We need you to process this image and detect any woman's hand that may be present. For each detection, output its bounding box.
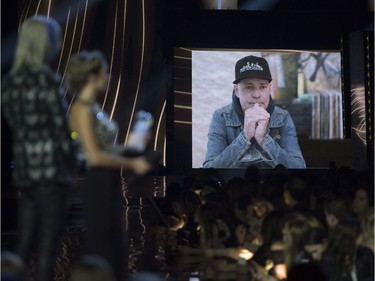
[129,156,152,175]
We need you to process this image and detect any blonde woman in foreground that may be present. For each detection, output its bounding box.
[1,16,76,281]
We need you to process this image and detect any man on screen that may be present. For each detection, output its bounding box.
[202,55,306,168]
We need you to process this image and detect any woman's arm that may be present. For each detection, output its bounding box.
[70,103,150,174]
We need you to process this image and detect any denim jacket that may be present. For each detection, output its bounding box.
[202,103,306,169]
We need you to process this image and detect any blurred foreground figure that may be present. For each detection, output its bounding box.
[65,50,152,280]
[70,255,116,281]
[1,16,76,281]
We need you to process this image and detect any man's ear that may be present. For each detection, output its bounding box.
[234,84,240,98]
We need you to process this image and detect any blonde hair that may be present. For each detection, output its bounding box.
[65,50,107,93]
[11,15,61,73]
[283,212,321,269]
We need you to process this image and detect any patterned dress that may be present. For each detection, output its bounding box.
[1,66,75,187]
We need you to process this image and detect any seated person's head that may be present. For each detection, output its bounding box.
[244,164,261,185]
[282,212,321,269]
[246,183,274,221]
[352,186,373,218]
[282,213,311,249]
[232,196,252,224]
[324,198,350,228]
[283,176,308,207]
[198,201,235,248]
[182,191,201,214]
[325,216,362,272]
[171,191,201,217]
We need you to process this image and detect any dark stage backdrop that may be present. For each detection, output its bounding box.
[1,0,373,176]
[1,0,168,172]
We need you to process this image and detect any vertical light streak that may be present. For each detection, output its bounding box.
[125,204,129,231]
[122,176,129,230]
[57,8,71,75]
[154,100,166,150]
[113,131,119,147]
[163,136,166,166]
[118,0,127,178]
[19,0,32,31]
[66,91,77,115]
[138,197,146,234]
[77,0,89,51]
[61,4,80,83]
[110,74,122,120]
[18,3,26,31]
[114,0,129,154]
[109,0,128,121]
[124,0,145,146]
[35,0,42,16]
[122,0,128,55]
[47,0,52,18]
[102,0,119,112]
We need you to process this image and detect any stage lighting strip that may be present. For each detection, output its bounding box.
[154,102,167,146]
[61,4,81,84]
[154,101,166,151]
[107,1,121,120]
[68,0,90,113]
[63,5,82,114]
[102,0,119,114]
[35,0,42,16]
[77,0,89,54]
[57,9,71,78]
[153,101,166,166]
[19,0,33,31]
[124,0,146,148]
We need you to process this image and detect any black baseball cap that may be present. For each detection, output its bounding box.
[233,55,272,84]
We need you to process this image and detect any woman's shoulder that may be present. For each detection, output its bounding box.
[70,102,101,122]
[71,101,92,114]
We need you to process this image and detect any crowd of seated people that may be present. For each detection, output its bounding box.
[1,164,373,281]
[154,165,374,281]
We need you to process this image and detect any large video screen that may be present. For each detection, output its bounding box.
[172,48,344,169]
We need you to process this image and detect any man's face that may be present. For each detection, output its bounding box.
[234,77,271,111]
